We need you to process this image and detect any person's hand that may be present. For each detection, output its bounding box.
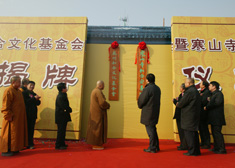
[173,98,177,105]
[35,95,41,100]
[207,97,210,101]
[204,107,207,111]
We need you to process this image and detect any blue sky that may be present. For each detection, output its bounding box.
[0,0,234,26]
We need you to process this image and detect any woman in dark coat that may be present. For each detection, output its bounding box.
[173,83,187,150]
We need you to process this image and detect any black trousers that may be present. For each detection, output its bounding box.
[199,120,211,146]
[27,118,36,147]
[211,125,226,151]
[56,122,67,148]
[176,119,187,148]
[145,125,159,151]
[184,130,201,155]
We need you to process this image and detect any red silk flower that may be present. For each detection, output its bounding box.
[111,41,119,49]
[138,41,146,50]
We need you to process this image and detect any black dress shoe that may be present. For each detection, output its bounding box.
[209,148,217,152]
[201,145,210,149]
[12,151,19,154]
[143,149,156,153]
[55,146,67,150]
[62,144,68,147]
[156,147,160,151]
[214,150,227,154]
[183,152,200,156]
[1,152,14,157]
[177,147,188,151]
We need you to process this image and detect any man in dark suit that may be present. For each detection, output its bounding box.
[138,73,161,153]
[199,81,211,149]
[55,83,72,150]
[204,81,226,154]
[177,78,201,156]
[173,83,187,150]
[23,81,41,149]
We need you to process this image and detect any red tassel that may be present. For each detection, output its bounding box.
[147,48,150,64]
[119,61,121,72]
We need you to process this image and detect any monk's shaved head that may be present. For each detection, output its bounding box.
[11,76,21,84]
[11,76,21,89]
[97,80,105,90]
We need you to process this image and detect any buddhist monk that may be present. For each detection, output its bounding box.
[86,80,110,150]
[0,76,28,156]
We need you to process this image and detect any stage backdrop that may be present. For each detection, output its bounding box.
[171,16,235,143]
[0,17,88,140]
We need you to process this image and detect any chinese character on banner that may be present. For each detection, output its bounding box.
[55,38,69,50]
[24,37,37,50]
[108,41,120,101]
[41,64,78,89]
[0,61,30,87]
[8,37,22,50]
[135,41,150,99]
[182,65,212,89]
[174,38,189,51]
[208,38,222,52]
[191,38,206,52]
[225,38,235,52]
[39,37,53,50]
[0,37,6,49]
[71,37,84,51]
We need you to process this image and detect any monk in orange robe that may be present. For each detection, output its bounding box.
[0,76,28,156]
[86,81,110,150]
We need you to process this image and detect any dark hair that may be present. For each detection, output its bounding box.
[146,73,155,83]
[21,78,29,85]
[210,81,220,90]
[202,81,209,89]
[181,83,186,90]
[28,81,35,85]
[57,83,66,92]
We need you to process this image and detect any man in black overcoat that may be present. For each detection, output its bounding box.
[204,81,226,154]
[173,83,187,150]
[138,73,161,153]
[55,83,72,150]
[23,81,41,149]
[199,81,211,149]
[177,78,201,156]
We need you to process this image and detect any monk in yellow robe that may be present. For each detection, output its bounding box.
[86,81,110,150]
[0,76,28,156]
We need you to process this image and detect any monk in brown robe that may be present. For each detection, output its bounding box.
[86,80,110,150]
[0,76,28,156]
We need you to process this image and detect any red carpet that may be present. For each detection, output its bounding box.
[0,139,235,168]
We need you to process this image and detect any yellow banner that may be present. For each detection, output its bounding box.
[171,16,235,143]
[0,17,88,140]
